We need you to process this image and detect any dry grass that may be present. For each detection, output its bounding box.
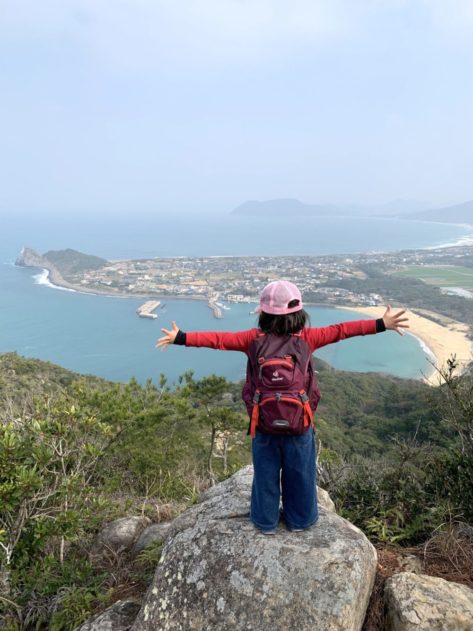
[420,522,473,588]
[362,522,473,630]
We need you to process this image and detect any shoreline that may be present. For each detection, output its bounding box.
[30,266,209,302]
[336,305,473,385]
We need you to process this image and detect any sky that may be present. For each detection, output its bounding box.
[1,0,473,215]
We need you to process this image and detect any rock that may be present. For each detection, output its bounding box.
[318,486,336,512]
[75,599,141,631]
[131,466,376,631]
[385,572,473,630]
[132,523,171,558]
[92,516,151,556]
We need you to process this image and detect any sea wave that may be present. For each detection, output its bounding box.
[423,228,473,250]
[32,268,77,293]
[407,331,437,364]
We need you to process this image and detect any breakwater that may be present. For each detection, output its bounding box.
[136,301,161,319]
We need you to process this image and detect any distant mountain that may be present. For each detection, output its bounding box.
[369,198,436,215]
[404,200,473,225]
[231,198,435,217]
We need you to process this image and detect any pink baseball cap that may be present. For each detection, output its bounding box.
[257,280,303,315]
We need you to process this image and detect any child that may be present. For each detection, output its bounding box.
[156,280,409,534]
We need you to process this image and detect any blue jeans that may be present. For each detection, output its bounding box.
[250,427,318,531]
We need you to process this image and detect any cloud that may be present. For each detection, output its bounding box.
[2,0,472,73]
[0,0,359,70]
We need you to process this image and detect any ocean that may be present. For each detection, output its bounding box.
[1,211,471,385]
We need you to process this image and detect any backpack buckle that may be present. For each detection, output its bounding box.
[299,391,309,403]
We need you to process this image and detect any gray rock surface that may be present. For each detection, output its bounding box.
[132,523,171,558]
[385,572,473,631]
[75,599,141,631]
[92,516,151,556]
[131,465,376,631]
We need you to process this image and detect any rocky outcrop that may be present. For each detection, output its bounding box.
[385,572,473,630]
[15,247,75,289]
[131,465,377,631]
[75,599,141,631]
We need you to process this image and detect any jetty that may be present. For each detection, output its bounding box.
[136,300,161,319]
[208,293,223,319]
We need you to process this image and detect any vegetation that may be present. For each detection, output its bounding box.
[393,265,473,290]
[43,249,108,277]
[323,357,473,545]
[318,263,473,325]
[1,351,472,629]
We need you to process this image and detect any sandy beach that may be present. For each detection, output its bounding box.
[337,305,473,385]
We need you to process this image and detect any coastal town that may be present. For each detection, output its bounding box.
[53,244,473,315]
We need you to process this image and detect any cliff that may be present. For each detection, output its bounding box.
[15,246,76,289]
[15,246,108,290]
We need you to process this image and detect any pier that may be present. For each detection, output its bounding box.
[136,300,161,319]
[208,293,223,319]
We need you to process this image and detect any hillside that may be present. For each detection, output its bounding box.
[1,352,472,629]
[43,248,109,276]
[0,351,446,457]
[15,247,109,282]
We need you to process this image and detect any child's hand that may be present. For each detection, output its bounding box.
[382,305,409,336]
[156,321,179,351]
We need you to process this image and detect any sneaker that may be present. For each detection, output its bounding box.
[289,528,304,532]
[260,529,277,535]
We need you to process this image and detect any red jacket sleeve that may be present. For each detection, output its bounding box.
[302,319,378,352]
[185,328,259,353]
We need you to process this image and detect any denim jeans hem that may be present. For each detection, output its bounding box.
[250,516,279,531]
[285,515,319,531]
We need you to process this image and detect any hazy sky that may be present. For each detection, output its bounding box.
[1,0,473,214]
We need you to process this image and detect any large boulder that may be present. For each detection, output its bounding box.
[385,572,473,630]
[75,599,141,631]
[131,465,376,631]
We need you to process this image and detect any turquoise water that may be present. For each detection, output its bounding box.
[1,211,470,384]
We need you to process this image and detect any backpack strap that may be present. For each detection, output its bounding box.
[299,390,314,428]
[250,389,261,438]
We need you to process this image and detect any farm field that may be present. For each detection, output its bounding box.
[393,265,473,289]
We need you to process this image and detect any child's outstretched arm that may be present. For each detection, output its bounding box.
[303,305,409,351]
[156,321,258,353]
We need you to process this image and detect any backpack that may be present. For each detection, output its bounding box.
[242,332,321,438]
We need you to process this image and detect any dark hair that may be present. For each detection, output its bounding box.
[258,300,310,336]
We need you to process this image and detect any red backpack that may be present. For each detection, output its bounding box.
[242,332,321,438]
